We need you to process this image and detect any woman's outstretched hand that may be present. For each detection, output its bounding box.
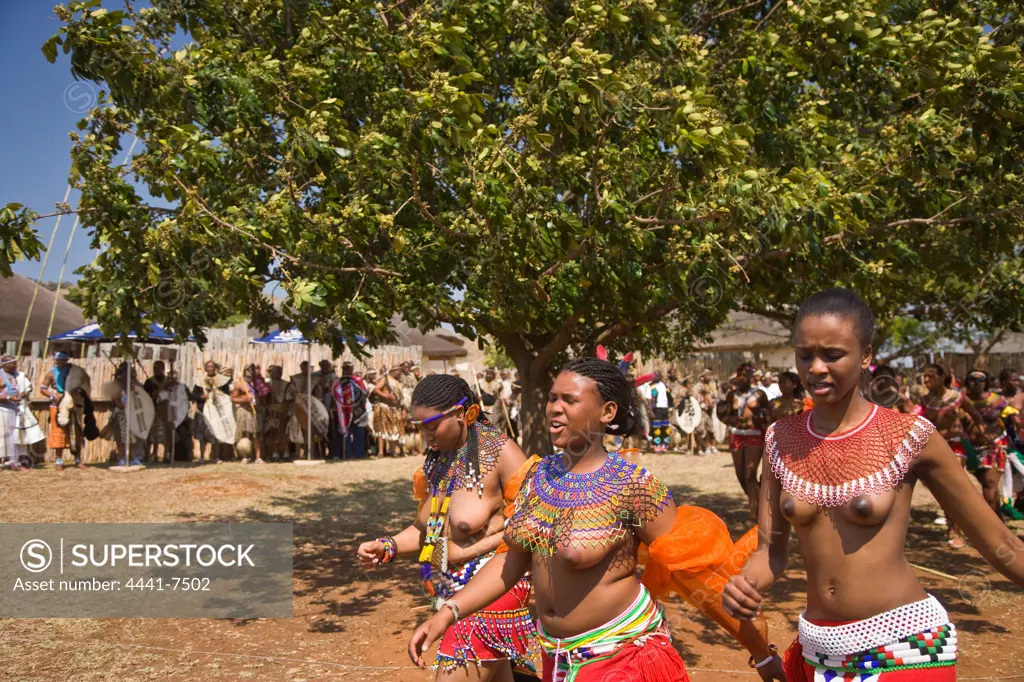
[356,540,385,569]
[408,610,454,668]
[722,574,763,620]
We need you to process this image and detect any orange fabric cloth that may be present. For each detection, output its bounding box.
[47,405,71,449]
[503,455,542,516]
[641,506,768,646]
[497,455,541,553]
[413,467,428,514]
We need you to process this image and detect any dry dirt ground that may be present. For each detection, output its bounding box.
[1,452,1022,682]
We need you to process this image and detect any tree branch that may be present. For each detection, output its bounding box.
[539,242,586,280]
[23,205,177,221]
[877,341,931,364]
[981,327,1008,357]
[595,301,679,345]
[631,211,727,227]
[171,176,402,279]
[737,210,1019,268]
[634,184,676,206]
[738,305,796,324]
[533,317,579,370]
[692,0,764,33]
[24,208,96,220]
[755,0,786,31]
[410,158,472,239]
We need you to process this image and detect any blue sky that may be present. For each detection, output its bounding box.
[1,3,120,283]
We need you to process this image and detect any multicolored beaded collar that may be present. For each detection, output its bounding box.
[504,451,671,556]
[419,422,506,597]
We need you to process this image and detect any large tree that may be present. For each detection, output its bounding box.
[4,0,1023,453]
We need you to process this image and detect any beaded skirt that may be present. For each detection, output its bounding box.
[783,595,957,681]
[434,551,538,674]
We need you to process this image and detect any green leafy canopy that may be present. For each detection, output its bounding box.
[3,0,1023,449]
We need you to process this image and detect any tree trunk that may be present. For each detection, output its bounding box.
[500,336,556,457]
[517,364,554,457]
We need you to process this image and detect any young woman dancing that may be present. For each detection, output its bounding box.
[357,375,537,680]
[917,363,978,547]
[409,357,781,682]
[962,369,1020,517]
[723,288,1024,681]
[718,364,773,519]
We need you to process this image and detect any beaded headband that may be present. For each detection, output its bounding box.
[410,397,468,425]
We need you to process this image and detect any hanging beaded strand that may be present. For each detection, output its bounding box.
[419,421,506,597]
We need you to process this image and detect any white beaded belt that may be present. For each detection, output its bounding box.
[798,595,950,657]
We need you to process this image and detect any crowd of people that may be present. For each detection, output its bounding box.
[4,290,1024,679]
[355,288,1024,682]
[0,353,526,469]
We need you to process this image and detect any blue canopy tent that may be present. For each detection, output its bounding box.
[49,322,188,466]
[47,322,184,344]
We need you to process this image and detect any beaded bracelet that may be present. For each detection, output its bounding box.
[442,599,461,623]
[377,536,398,565]
[749,644,778,669]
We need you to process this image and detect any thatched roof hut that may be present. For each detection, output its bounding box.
[0,274,87,344]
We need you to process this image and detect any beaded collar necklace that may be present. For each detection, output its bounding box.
[504,451,671,556]
[768,406,934,508]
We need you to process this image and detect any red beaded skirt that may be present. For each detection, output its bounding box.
[436,578,537,674]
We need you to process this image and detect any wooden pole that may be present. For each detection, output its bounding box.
[18,185,72,354]
[40,215,80,362]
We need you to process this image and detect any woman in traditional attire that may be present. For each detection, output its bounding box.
[357,375,538,680]
[916,363,977,547]
[962,369,1017,516]
[409,357,781,682]
[718,363,773,520]
[231,364,270,463]
[1,355,45,470]
[40,351,88,470]
[723,288,1024,682]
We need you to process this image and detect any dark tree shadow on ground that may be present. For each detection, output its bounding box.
[173,477,426,634]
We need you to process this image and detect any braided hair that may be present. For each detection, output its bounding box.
[411,374,485,479]
[561,357,644,437]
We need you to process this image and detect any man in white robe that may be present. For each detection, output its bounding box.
[1,355,45,469]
